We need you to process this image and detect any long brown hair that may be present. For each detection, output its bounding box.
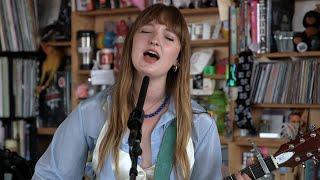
[97,4,192,179]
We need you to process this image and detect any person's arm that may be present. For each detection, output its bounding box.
[32,102,89,180]
[190,114,222,180]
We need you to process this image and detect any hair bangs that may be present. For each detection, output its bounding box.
[137,5,184,41]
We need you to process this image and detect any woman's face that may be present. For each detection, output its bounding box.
[131,21,181,79]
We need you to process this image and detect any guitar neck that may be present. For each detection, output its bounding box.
[224,156,278,180]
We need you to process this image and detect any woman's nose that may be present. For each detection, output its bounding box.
[150,33,160,46]
[150,40,159,46]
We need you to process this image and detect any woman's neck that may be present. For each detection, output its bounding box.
[134,76,167,110]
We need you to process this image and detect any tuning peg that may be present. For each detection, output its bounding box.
[309,124,316,131]
[312,156,319,165]
[307,152,313,158]
[310,132,316,138]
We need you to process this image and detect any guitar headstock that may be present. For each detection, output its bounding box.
[273,127,320,168]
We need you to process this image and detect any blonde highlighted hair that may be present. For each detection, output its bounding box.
[97,4,192,179]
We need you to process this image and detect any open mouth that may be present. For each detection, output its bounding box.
[143,50,160,60]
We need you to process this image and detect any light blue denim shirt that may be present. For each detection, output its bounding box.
[32,89,222,180]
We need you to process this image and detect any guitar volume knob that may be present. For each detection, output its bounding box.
[295,156,301,162]
[299,138,305,143]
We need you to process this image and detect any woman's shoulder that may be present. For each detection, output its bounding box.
[76,88,113,142]
[190,99,212,125]
[190,100,218,143]
[79,87,112,110]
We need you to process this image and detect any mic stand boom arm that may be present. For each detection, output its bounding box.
[127,76,149,180]
[127,109,144,180]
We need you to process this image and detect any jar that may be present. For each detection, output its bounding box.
[77,30,95,70]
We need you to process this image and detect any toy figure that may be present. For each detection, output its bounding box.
[36,44,63,96]
[293,10,320,52]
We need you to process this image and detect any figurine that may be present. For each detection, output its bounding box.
[293,10,320,52]
[36,44,63,96]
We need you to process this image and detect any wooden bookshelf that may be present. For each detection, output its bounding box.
[180,7,219,15]
[256,51,320,58]
[234,136,286,148]
[76,7,219,17]
[219,135,229,145]
[190,39,228,47]
[78,70,90,75]
[76,7,141,16]
[253,104,320,109]
[37,127,57,135]
[43,41,71,47]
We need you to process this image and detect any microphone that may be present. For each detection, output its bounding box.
[127,76,149,180]
[136,76,149,111]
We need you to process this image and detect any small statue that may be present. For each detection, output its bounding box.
[36,44,63,96]
[293,10,320,52]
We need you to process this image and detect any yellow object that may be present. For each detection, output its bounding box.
[36,43,63,96]
[96,32,105,49]
[221,28,229,40]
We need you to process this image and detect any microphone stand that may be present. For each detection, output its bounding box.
[127,76,149,180]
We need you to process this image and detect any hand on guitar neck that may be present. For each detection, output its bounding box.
[224,126,320,180]
[235,173,252,180]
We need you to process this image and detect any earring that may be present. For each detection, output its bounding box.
[172,65,178,72]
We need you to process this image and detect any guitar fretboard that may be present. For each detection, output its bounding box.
[224,157,277,180]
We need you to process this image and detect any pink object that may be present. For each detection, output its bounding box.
[76,83,89,99]
[260,146,269,157]
[129,0,145,10]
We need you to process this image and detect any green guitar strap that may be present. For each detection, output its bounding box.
[154,119,177,180]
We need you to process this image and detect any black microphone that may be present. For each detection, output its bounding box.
[127,76,149,180]
[136,76,149,111]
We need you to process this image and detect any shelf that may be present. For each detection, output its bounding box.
[43,41,71,47]
[219,135,229,145]
[37,127,57,135]
[0,117,36,123]
[180,7,219,16]
[78,70,90,75]
[76,7,218,17]
[0,51,40,58]
[252,104,320,109]
[190,39,228,47]
[76,7,140,16]
[256,51,320,58]
[234,136,286,148]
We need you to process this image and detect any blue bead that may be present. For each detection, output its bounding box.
[144,95,170,119]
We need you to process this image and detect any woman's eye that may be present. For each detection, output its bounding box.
[165,36,174,41]
[141,30,150,33]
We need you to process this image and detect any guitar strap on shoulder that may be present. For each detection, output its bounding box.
[154,119,177,180]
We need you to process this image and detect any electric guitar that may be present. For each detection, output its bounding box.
[224,127,320,180]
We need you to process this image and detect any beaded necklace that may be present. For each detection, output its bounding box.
[144,95,170,119]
